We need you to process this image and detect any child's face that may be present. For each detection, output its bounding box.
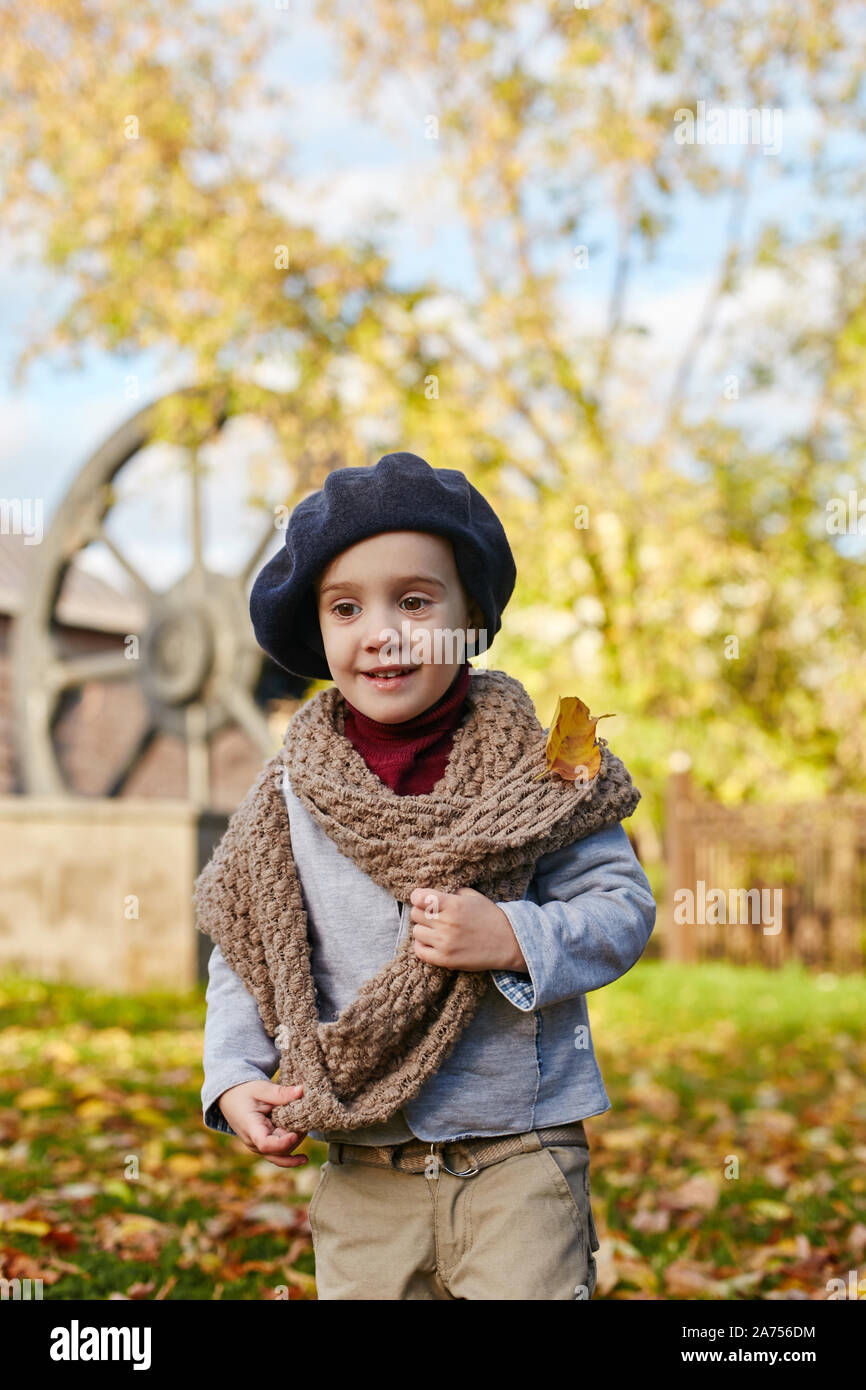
[314,530,483,722]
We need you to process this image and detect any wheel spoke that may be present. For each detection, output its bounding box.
[20,686,66,794]
[222,683,277,756]
[186,702,211,806]
[104,720,158,797]
[97,528,156,600]
[45,649,138,691]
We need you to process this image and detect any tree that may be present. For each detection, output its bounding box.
[0,0,500,482]
[3,0,866,832]
[307,0,866,822]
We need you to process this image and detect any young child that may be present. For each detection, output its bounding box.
[196,450,656,1301]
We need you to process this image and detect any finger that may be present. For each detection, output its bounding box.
[409,904,431,925]
[251,1082,304,1104]
[243,1134,309,1168]
[246,1112,279,1146]
[409,887,452,917]
[412,938,445,965]
[248,1112,301,1149]
[259,1129,308,1153]
[260,1152,310,1169]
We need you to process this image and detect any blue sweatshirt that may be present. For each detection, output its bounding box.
[201,763,656,1146]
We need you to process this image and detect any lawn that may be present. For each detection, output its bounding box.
[1,961,864,1300]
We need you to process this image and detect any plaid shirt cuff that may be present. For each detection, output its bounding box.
[490,968,536,1011]
[203,1098,237,1136]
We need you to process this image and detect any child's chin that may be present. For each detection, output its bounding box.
[355,670,430,713]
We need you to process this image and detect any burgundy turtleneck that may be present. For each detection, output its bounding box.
[343,661,473,795]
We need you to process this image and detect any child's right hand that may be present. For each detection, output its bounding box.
[217,1081,309,1168]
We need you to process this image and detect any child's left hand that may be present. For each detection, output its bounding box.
[408,886,528,972]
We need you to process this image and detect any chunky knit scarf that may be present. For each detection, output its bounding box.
[193,668,641,1134]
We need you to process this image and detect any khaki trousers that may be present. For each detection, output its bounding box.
[308,1127,600,1300]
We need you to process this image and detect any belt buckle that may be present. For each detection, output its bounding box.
[431,1139,480,1178]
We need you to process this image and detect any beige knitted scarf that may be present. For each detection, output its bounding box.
[193,668,641,1134]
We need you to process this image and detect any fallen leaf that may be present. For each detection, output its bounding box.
[76,1099,115,1123]
[747,1235,810,1271]
[130,1106,168,1127]
[632,1208,671,1234]
[596,1125,654,1150]
[659,1174,720,1212]
[763,1162,791,1189]
[664,1259,727,1296]
[54,1182,101,1201]
[534,696,615,783]
[96,1214,176,1261]
[749,1199,794,1223]
[0,1247,63,1283]
[846,1223,866,1260]
[41,1041,80,1066]
[166,1154,202,1177]
[17,1088,59,1109]
[2,1218,52,1236]
[242,1200,298,1228]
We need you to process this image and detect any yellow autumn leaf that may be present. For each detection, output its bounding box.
[166,1153,203,1177]
[748,1199,794,1223]
[102,1214,174,1253]
[102,1179,137,1204]
[41,1040,79,1066]
[72,1077,104,1099]
[533,696,615,783]
[17,1087,59,1109]
[131,1106,169,1127]
[3,1218,52,1236]
[196,1251,224,1274]
[76,1098,115,1123]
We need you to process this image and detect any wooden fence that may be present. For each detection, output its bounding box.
[662,769,866,972]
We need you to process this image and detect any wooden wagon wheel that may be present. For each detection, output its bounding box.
[10,384,303,804]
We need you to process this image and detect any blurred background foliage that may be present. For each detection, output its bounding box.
[2,0,865,848]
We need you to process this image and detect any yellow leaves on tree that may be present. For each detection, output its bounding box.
[533,696,615,784]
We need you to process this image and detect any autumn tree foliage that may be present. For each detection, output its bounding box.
[2,0,866,822]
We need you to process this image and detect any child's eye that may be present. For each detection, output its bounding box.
[329,596,430,618]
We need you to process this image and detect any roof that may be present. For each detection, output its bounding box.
[0,531,147,634]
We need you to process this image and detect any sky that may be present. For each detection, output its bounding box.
[0,0,859,592]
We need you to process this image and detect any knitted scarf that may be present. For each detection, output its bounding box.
[193,668,641,1134]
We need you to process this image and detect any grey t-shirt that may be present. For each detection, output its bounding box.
[201,767,420,1144]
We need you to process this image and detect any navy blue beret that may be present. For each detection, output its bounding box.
[249,451,516,680]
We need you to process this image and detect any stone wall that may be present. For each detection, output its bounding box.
[0,796,202,991]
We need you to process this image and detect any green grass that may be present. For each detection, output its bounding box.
[1,961,864,1300]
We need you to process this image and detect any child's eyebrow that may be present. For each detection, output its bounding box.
[319,574,447,597]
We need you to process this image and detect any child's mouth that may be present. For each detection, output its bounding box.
[360,666,418,690]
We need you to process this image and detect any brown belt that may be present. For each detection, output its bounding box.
[327,1120,588,1177]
